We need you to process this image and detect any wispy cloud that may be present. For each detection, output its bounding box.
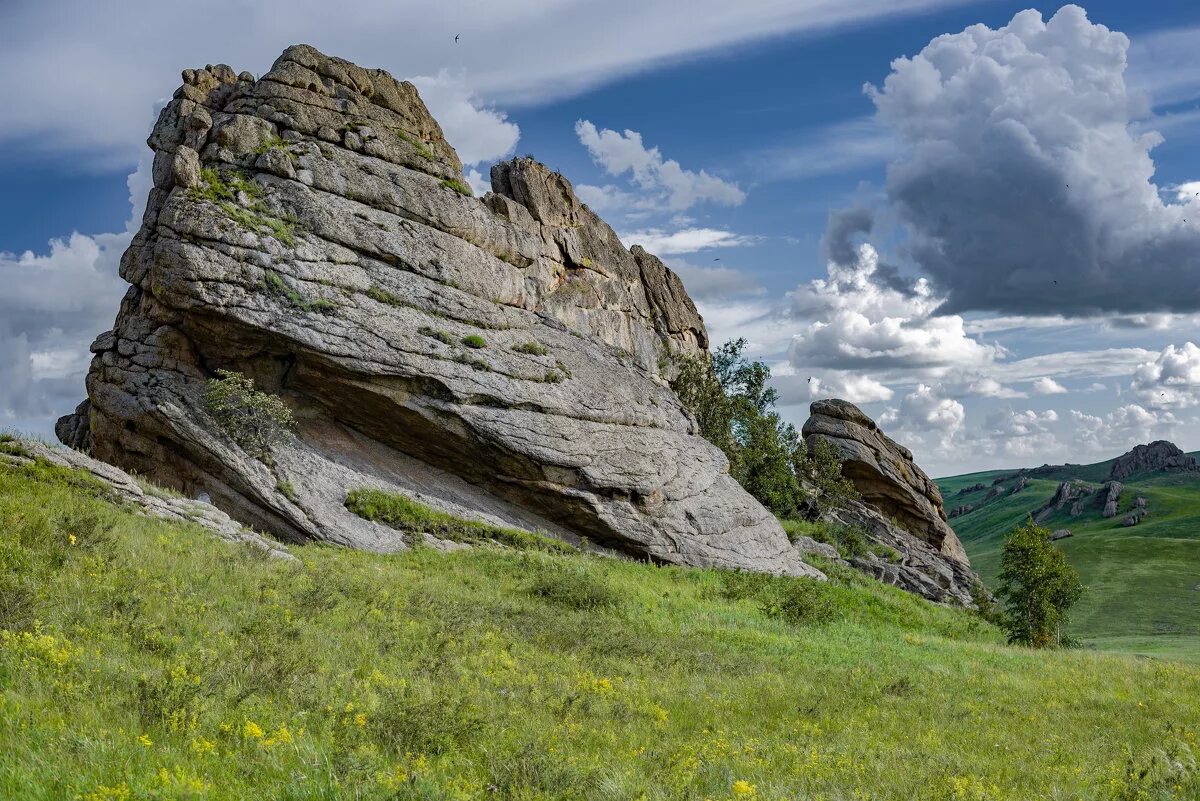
[753,116,895,181]
[620,227,756,254]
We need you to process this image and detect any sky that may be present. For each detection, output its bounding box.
[3,1,1200,477]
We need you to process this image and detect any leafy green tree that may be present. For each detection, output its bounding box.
[671,339,857,518]
[995,518,1084,647]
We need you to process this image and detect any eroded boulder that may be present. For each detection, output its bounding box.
[802,399,968,564]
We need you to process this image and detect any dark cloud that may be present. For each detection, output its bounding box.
[869,5,1200,316]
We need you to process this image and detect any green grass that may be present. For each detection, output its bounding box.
[460,335,486,349]
[191,167,297,247]
[512,342,549,356]
[344,488,571,554]
[440,178,472,197]
[940,466,1200,662]
[3,460,1200,799]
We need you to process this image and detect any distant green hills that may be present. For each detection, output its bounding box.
[938,447,1200,662]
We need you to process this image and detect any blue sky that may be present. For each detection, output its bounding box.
[3,1,1200,476]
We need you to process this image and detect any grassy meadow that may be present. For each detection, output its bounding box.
[2,454,1199,800]
[939,459,1200,663]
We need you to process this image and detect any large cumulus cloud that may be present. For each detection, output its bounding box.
[867,4,1200,315]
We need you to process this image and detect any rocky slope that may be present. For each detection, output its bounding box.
[56,45,821,577]
[2,437,291,560]
[801,400,980,606]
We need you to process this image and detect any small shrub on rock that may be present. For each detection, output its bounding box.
[461,334,487,349]
[203,370,295,461]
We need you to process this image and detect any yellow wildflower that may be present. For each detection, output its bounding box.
[243,720,264,739]
[137,733,153,747]
[69,534,77,545]
[732,780,756,797]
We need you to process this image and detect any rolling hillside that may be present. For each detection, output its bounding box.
[939,449,1200,661]
[3,444,1200,799]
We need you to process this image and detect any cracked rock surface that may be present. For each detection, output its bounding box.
[57,45,821,578]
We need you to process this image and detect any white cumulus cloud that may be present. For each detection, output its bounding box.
[867,5,1200,315]
[1032,377,1069,395]
[1131,342,1200,408]
[620,228,754,255]
[575,120,745,211]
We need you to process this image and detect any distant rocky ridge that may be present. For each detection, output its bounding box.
[1108,441,1197,481]
[55,45,820,578]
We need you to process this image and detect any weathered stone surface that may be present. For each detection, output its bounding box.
[824,499,980,607]
[1109,441,1197,480]
[56,45,821,579]
[1034,480,1092,524]
[802,399,968,564]
[1099,480,1123,518]
[1050,529,1072,541]
[2,438,293,560]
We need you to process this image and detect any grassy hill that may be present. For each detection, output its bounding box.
[3,451,1200,798]
[939,452,1200,662]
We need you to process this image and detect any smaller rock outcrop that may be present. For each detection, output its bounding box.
[1122,509,1149,527]
[985,486,1003,500]
[802,399,967,564]
[1050,529,1072,541]
[1109,441,1197,480]
[1099,480,1123,518]
[956,483,985,496]
[1034,480,1092,523]
[949,504,973,519]
[1010,477,1027,494]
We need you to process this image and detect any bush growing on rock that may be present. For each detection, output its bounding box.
[202,370,295,460]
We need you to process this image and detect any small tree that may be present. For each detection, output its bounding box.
[671,339,857,519]
[995,518,1083,647]
[203,369,295,460]
[793,436,859,514]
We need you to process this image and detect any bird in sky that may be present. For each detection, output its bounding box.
[713,257,720,261]
[454,34,460,43]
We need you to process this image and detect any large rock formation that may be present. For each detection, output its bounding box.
[56,45,820,578]
[802,399,968,564]
[1099,480,1122,518]
[1108,441,1197,481]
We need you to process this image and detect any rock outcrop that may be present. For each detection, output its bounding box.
[803,399,968,565]
[800,399,980,604]
[2,438,292,560]
[1108,441,1197,481]
[1033,480,1092,524]
[56,45,821,578]
[1099,480,1123,518]
[1050,529,1072,541]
